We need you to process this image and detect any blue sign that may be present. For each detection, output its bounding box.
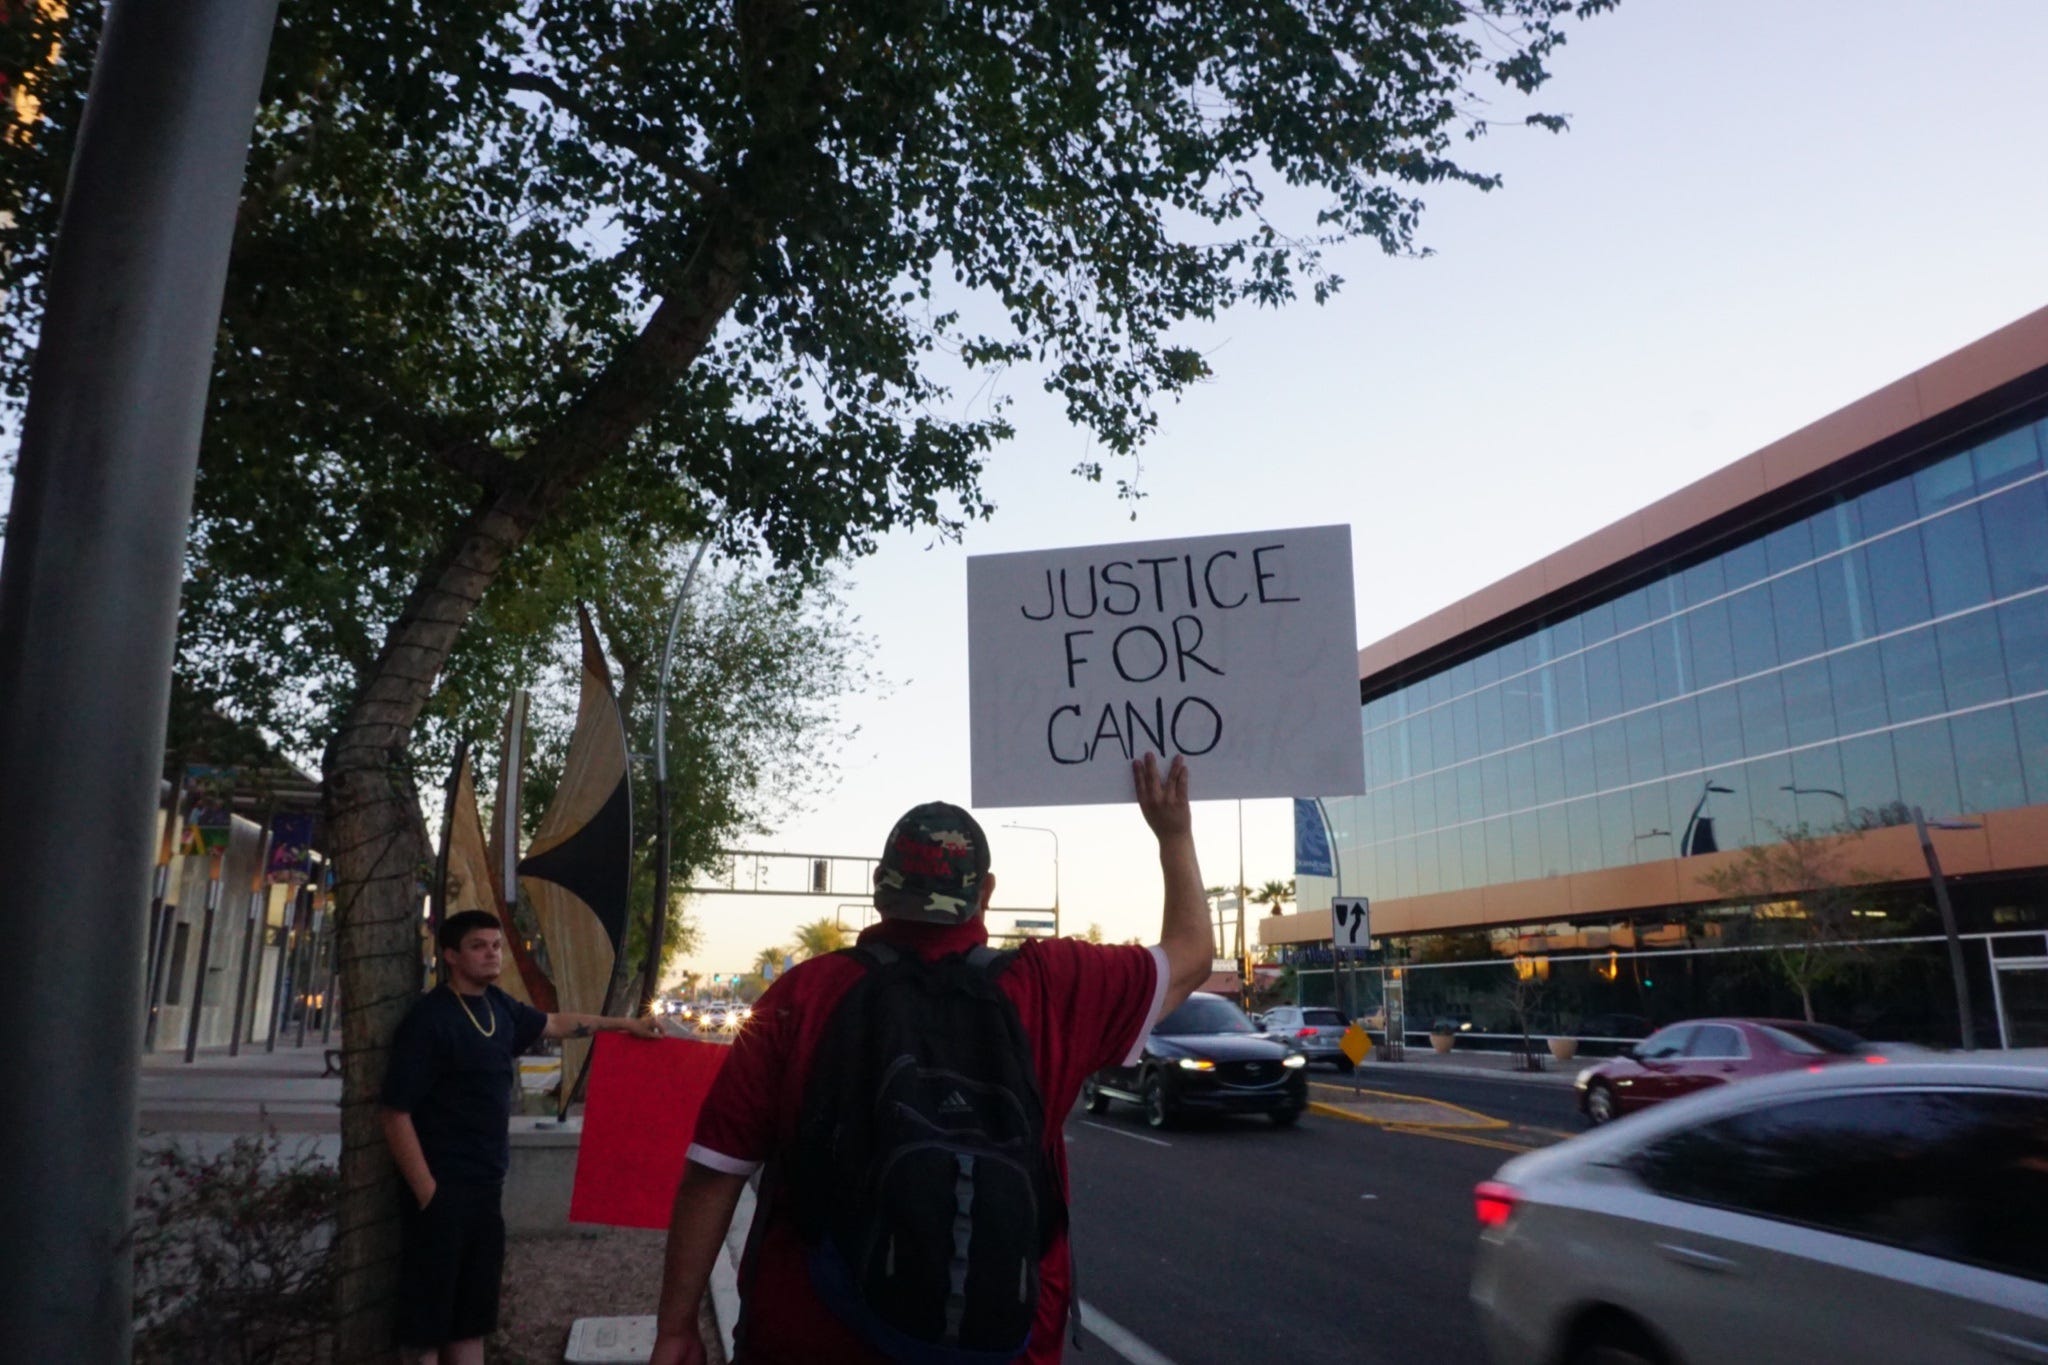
[1294,799,1333,878]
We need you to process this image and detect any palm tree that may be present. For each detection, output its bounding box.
[1256,879,1295,917]
[754,946,788,979]
[792,917,850,961]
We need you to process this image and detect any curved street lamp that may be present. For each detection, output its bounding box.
[1001,823,1060,938]
[643,531,719,1013]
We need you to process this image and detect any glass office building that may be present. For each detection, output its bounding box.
[1268,311,2048,1048]
[1337,415,2048,904]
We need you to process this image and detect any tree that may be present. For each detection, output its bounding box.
[1082,922,1105,944]
[791,917,851,961]
[1700,825,1881,1023]
[753,944,787,979]
[1256,878,1295,917]
[1,4,1613,1353]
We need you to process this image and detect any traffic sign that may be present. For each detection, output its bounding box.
[1014,918,1056,930]
[1331,896,1370,953]
[1339,1024,1373,1066]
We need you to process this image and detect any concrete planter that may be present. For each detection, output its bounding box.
[1548,1037,1580,1061]
[1429,1032,1455,1054]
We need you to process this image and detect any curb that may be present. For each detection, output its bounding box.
[1359,1060,1579,1088]
[707,1180,753,1361]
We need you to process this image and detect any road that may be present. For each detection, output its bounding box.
[1064,1066,1583,1365]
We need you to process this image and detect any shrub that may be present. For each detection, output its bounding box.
[133,1132,338,1364]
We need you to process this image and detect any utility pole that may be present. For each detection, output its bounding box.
[0,0,280,1355]
[1914,806,1982,1051]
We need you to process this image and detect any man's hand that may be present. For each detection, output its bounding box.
[626,1012,665,1040]
[648,1331,706,1365]
[1133,752,1191,841]
[413,1177,437,1211]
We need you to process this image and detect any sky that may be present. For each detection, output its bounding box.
[673,0,2048,984]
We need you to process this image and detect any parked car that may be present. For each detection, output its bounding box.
[1575,1018,1874,1125]
[1260,1004,1357,1071]
[1083,992,1308,1129]
[1472,1052,2048,1365]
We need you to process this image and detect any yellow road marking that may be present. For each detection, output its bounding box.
[1307,1082,1510,1131]
[1307,1102,1537,1153]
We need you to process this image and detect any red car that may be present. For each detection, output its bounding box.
[1575,1017,1882,1125]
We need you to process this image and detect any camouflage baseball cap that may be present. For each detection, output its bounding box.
[874,802,991,924]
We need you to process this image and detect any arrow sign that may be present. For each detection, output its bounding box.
[1331,896,1371,954]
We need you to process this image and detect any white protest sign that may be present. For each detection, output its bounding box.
[967,524,1364,807]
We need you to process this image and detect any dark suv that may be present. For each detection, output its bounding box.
[1082,992,1308,1129]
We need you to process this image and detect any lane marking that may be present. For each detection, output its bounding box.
[1079,1120,1172,1148]
[1078,1299,1179,1365]
[1359,1193,1378,1200]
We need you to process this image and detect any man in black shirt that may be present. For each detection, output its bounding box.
[380,909,663,1364]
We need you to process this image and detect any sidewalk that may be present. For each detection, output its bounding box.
[1355,1044,1582,1087]
[138,1041,342,1161]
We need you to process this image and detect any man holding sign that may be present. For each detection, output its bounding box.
[650,755,1214,1365]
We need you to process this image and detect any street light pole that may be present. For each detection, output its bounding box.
[1002,824,1060,937]
[1913,805,1981,1051]
[644,533,717,1014]
[0,0,280,1355]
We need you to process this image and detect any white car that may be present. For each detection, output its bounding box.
[1471,1052,2048,1365]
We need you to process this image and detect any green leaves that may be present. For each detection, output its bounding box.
[4,0,1611,778]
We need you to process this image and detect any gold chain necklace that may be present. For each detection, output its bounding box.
[448,985,496,1037]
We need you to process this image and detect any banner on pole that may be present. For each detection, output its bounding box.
[266,813,315,884]
[967,525,1364,807]
[180,766,236,856]
[1293,799,1334,878]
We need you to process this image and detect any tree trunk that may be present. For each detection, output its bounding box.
[322,208,758,1363]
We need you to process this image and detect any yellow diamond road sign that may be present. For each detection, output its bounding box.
[1340,1024,1373,1066]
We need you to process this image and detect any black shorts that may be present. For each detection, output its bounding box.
[395,1182,505,1347]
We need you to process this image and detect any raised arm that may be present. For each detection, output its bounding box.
[1134,753,1211,1015]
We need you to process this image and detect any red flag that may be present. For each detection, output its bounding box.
[569,1034,728,1229]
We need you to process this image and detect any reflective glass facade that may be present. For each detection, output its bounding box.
[1328,414,2048,906]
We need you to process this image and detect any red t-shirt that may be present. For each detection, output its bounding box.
[687,918,1168,1365]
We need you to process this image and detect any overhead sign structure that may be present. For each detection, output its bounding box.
[1331,896,1371,953]
[967,525,1364,807]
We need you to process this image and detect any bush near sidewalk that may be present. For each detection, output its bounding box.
[133,1132,339,1365]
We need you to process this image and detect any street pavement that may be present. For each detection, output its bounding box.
[1065,1063,1583,1365]
[137,1040,342,1161]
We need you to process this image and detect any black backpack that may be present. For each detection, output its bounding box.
[790,943,1060,1364]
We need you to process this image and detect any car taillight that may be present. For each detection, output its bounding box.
[1297,1027,1318,1038]
[1864,1054,1889,1064]
[1474,1181,1521,1230]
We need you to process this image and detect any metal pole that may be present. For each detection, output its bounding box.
[430,739,470,979]
[183,868,223,1063]
[297,903,323,1049]
[0,0,280,1353]
[142,877,180,1051]
[646,535,717,1014]
[140,777,184,1045]
[227,825,273,1057]
[1914,805,1977,1051]
[266,884,308,1053]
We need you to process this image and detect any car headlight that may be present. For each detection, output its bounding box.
[1176,1057,1215,1071]
[1282,1054,1307,1069]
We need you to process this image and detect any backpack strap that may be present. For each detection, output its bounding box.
[963,944,1015,976]
[845,941,898,969]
